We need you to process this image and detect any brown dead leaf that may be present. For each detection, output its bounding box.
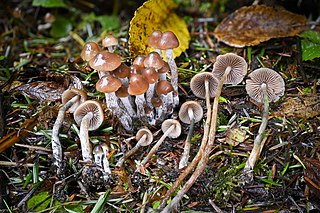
[214,5,307,47]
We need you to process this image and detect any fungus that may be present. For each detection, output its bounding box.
[140,119,181,169]
[74,100,104,163]
[178,101,203,169]
[156,80,174,119]
[93,144,103,168]
[100,143,111,175]
[116,128,153,167]
[244,68,285,171]
[113,63,130,86]
[133,55,146,69]
[80,42,101,62]
[115,85,136,117]
[51,88,87,174]
[151,96,164,121]
[148,30,162,56]
[158,61,169,80]
[144,51,165,70]
[141,67,159,108]
[158,31,179,93]
[102,35,118,53]
[128,74,149,118]
[89,50,121,78]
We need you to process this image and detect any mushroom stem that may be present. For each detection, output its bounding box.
[52,95,80,174]
[204,78,211,111]
[146,83,156,108]
[179,108,195,169]
[79,112,94,162]
[165,49,178,93]
[119,96,136,117]
[245,84,269,170]
[135,94,146,118]
[160,67,230,212]
[140,125,175,168]
[116,134,147,167]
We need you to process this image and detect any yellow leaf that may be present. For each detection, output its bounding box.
[129,0,190,58]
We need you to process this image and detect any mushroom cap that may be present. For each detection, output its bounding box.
[179,101,203,124]
[113,63,130,78]
[61,88,87,113]
[89,51,121,72]
[80,42,101,62]
[156,80,174,96]
[144,52,165,69]
[130,64,142,75]
[128,74,149,95]
[212,53,247,85]
[148,30,162,49]
[102,35,118,48]
[74,100,104,131]
[161,119,181,138]
[158,61,169,74]
[93,144,103,155]
[151,96,163,107]
[136,128,153,146]
[96,75,122,93]
[245,68,285,103]
[141,67,159,84]
[133,55,146,69]
[115,85,129,98]
[159,31,179,50]
[190,72,219,99]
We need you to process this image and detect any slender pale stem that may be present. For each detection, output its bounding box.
[179,108,195,169]
[52,95,79,174]
[79,112,93,162]
[245,84,269,170]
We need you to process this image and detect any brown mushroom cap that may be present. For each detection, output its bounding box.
[96,75,122,93]
[212,53,247,85]
[159,31,179,50]
[89,51,121,72]
[190,72,219,99]
[151,96,163,107]
[133,55,146,69]
[245,68,285,103]
[158,61,169,74]
[156,80,174,96]
[144,52,165,69]
[61,88,87,113]
[179,101,203,124]
[136,128,153,146]
[141,67,159,84]
[115,85,129,98]
[74,100,104,131]
[161,119,181,138]
[80,42,101,62]
[148,30,162,49]
[128,74,149,95]
[130,64,142,75]
[113,63,130,79]
[102,35,118,48]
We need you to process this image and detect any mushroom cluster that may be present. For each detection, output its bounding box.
[81,32,180,131]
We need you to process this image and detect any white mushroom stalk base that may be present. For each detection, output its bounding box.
[179,108,195,169]
[79,112,94,162]
[52,95,80,174]
[166,49,179,106]
[244,83,269,171]
[135,94,146,119]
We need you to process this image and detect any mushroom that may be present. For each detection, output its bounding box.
[128,74,149,118]
[151,96,164,122]
[178,101,203,169]
[80,42,101,62]
[244,68,285,171]
[144,51,165,71]
[74,100,104,163]
[115,85,136,117]
[116,128,153,167]
[88,50,121,78]
[158,61,169,81]
[190,72,219,112]
[93,144,103,168]
[102,35,118,53]
[133,55,146,69]
[148,30,162,56]
[100,143,111,175]
[140,119,181,169]
[113,63,130,86]
[156,80,174,120]
[51,88,87,174]
[141,67,159,108]
[158,31,179,94]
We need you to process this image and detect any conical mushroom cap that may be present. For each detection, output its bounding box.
[102,35,118,48]
[96,75,122,93]
[144,52,165,69]
[128,74,149,95]
[74,100,104,131]
[161,119,181,138]
[159,31,179,50]
[179,101,203,124]
[136,128,153,146]
[81,42,101,62]
[61,88,87,113]
[213,53,247,85]
[89,51,121,72]
[190,72,219,99]
[156,80,173,96]
[245,68,285,103]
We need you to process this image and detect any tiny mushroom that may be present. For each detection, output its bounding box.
[80,42,101,62]
[151,96,164,121]
[141,67,159,108]
[74,100,104,163]
[100,143,111,175]
[89,50,121,78]
[93,144,104,168]
[128,74,149,118]
[148,30,163,56]
[244,68,285,170]
[140,119,181,169]
[116,128,153,167]
[178,101,203,169]
[51,88,87,174]
[113,63,130,86]
[144,51,165,70]
[156,80,174,118]
[115,85,136,117]
[102,35,119,53]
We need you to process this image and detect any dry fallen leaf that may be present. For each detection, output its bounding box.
[214,5,307,47]
[129,0,190,58]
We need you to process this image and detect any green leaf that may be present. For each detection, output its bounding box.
[50,17,72,38]
[300,31,320,61]
[27,191,51,211]
[90,190,110,213]
[32,0,66,8]
[96,15,120,32]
